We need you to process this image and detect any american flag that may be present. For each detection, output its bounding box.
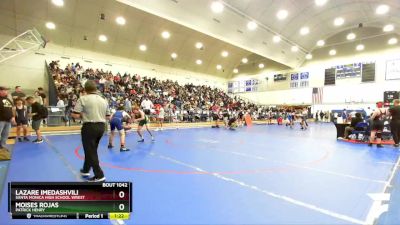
[312,87,323,104]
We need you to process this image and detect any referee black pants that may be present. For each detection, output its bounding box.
[81,122,105,178]
[391,120,400,144]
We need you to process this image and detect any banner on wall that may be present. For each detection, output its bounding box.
[290,72,309,89]
[228,79,259,93]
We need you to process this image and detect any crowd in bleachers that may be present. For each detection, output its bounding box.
[49,60,274,122]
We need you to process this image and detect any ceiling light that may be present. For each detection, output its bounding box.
[45,22,56,30]
[98,35,107,42]
[221,51,229,57]
[291,46,299,52]
[315,0,328,6]
[258,63,264,69]
[356,44,364,51]
[316,40,325,46]
[139,44,147,51]
[247,21,258,30]
[388,38,398,45]
[300,27,310,35]
[347,33,356,40]
[161,31,170,39]
[329,49,336,56]
[276,10,288,20]
[273,35,281,43]
[376,4,389,15]
[116,16,126,25]
[305,54,313,60]
[195,42,203,49]
[233,68,239,73]
[383,24,394,32]
[211,1,224,13]
[334,17,344,26]
[241,58,248,63]
[51,0,64,7]
[196,59,202,65]
[216,64,222,70]
[171,53,177,59]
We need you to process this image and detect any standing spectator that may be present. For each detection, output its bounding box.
[11,86,26,102]
[140,96,153,115]
[72,80,110,182]
[211,103,221,128]
[26,96,44,143]
[156,104,165,131]
[34,91,44,105]
[0,87,16,150]
[13,98,29,142]
[319,111,325,123]
[390,99,400,147]
[342,109,348,123]
[124,98,132,113]
[37,87,47,106]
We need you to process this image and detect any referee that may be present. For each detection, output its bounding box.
[72,80,110,182]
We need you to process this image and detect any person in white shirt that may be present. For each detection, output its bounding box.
[140,97,154,115]
[56,96,65,107]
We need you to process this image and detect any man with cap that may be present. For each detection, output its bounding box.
[71,81,110,182]
[0,86,16,150]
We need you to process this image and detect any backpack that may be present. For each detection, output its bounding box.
[40,105,48,119]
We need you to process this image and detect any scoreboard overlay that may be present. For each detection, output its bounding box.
[8,182,132,220]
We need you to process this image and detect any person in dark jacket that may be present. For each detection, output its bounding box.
[390,99,400,147]
[344,113,364,139]
[0,86,16,150]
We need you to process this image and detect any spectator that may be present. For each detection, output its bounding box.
[140,96,153,115]
[343,113,364,139]
[57,96,65,107]
[124,98,132,113]
[34,91,44,105]
[0,86,16,150]
[11,86,26,102]
[38,87,47,106]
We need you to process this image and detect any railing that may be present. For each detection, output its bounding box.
[45,61,58,106]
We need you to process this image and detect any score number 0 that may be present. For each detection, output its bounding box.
[118,191,126,211]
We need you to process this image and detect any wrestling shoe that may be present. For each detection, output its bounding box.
[137,139,144,142]
[368,143,373,147]
[107,144,113,149]
[87,176,106,182]
[120,147,130,151]
[33,139,43,143]
[23,137,30,142]
[394,144,400,148]
[80,169,90,177]
[151,136,155,142]
[377,144,384,148]
[18,138,23,142]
